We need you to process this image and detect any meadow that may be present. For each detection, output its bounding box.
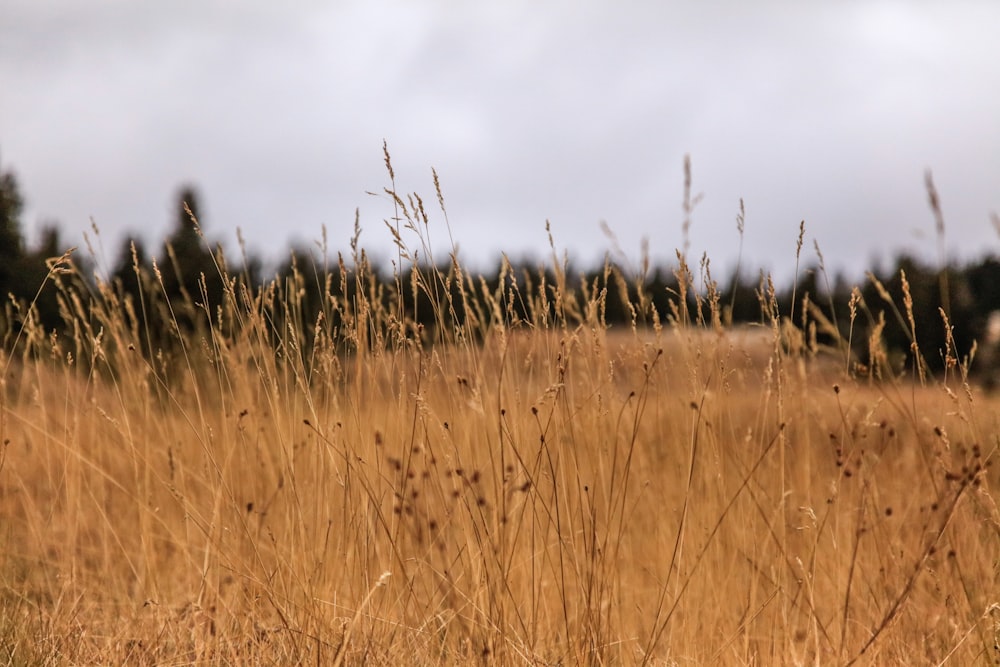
[1,170,999,665]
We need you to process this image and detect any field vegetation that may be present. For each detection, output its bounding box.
[1,155,999,664]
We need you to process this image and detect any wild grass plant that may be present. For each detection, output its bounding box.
[1,155,999,665]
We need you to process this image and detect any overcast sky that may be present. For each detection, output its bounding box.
[2,1,998,285]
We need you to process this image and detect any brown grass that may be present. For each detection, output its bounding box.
[2,163,999,665]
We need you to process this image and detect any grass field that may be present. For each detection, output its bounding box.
[2,175,999,665]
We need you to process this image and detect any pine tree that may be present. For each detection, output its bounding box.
[158,185,225,331]
[0,162,26,296]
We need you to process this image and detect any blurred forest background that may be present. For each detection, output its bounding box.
[2,156,999,381]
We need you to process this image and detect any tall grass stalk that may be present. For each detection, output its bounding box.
[1,158,998,665]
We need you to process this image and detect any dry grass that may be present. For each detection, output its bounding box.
[2,165,1000,665]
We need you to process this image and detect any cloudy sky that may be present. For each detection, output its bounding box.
[2,1,998,285]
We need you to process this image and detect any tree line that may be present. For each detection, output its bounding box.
[2,158,998,381]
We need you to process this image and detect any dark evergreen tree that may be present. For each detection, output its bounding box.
[157,185,225,332]
[19,224,63,332]
[110,234,153,329]
[0,162,26,297]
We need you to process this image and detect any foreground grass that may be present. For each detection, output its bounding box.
[2,182,999,665]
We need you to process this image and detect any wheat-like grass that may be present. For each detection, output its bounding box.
[1,156,999,665]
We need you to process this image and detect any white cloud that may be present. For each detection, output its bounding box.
[1,2,998,282]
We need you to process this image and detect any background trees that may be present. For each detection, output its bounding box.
[1,152,998,380]
[1,158,67,336]
[0,160,26,298]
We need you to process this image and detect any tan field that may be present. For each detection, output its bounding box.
[2,213,999,665]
